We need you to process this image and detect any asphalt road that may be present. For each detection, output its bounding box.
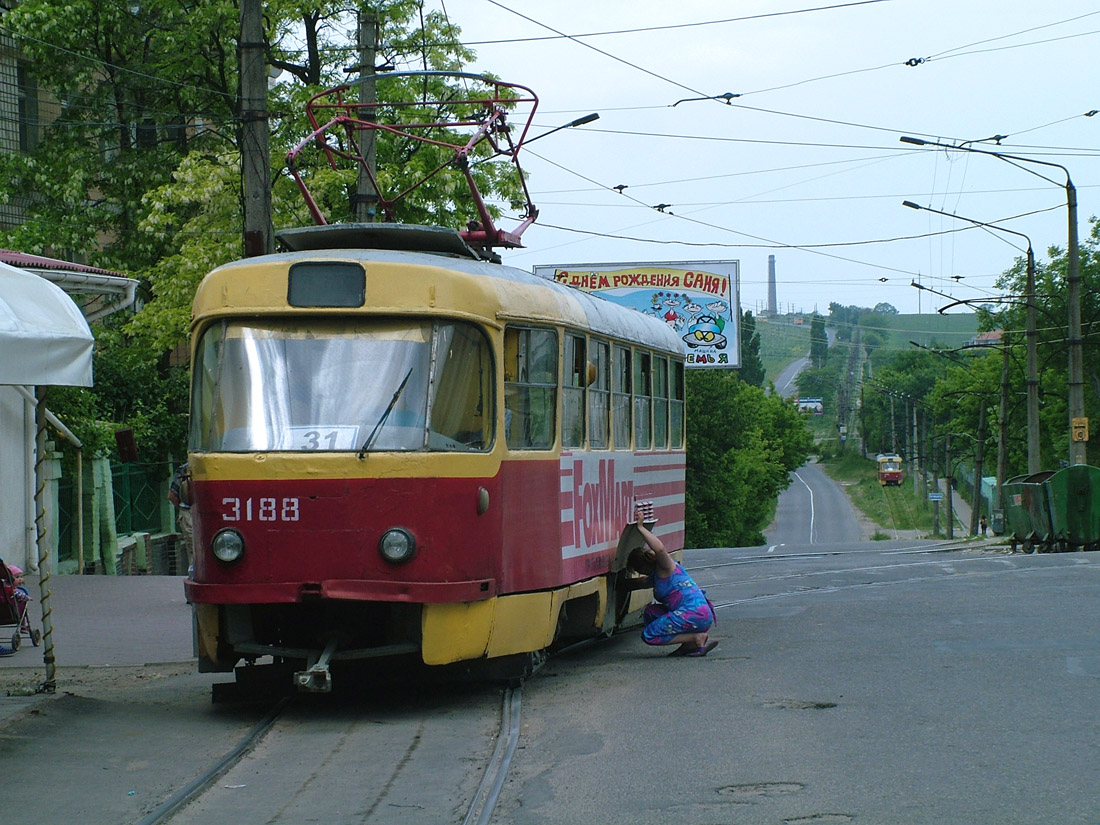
[773,354,809,400]
[3,469,1097,825]
[765,461,869,546]
[495,543,1100,825]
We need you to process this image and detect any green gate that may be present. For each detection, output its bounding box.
[57,462,171,563]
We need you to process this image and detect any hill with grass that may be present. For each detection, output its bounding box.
[755,312,979,384]
[858,312,980,355]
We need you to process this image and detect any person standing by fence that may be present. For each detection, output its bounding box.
[167,462,193,575]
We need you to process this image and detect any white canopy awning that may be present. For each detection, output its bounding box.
[0,260,93,387]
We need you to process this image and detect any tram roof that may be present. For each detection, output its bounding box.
[202,225,683,354]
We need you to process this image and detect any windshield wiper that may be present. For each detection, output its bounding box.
[358,367,414,459]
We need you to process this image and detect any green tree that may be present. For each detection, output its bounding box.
[686,370,812,547]
[738,310,765,387]
[860,349,946,459]
[0,0,526,459]
[809,314,828,367]
[991,218,1100,466]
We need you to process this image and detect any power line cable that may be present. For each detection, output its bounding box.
[483,0,709,98]
[470,5,1100,146]
[444,0,891,46]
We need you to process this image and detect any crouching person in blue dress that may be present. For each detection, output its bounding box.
[626,505,718,657]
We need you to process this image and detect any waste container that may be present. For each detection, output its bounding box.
[1044,464,1100,550]
[1003,471,1055,551]
[990,508,1005,536]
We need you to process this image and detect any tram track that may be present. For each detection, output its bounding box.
[699,544,1092,613]
[876,481,903,538]
[684,539,977,574]
[147,684,520,825]
[140,544,1019,825]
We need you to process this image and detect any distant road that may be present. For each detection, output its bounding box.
[764,460,866,546]
[773,355,808,398]
[768,324,833,399]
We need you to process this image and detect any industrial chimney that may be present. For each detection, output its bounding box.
[767,255,777,316]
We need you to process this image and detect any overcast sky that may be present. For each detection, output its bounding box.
[426,0,1100,317]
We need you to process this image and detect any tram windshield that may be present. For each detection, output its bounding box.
[190,319,492,453]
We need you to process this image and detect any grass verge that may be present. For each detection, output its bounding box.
[816,451,939,537]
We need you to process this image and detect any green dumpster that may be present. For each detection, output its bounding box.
[1003,471,1055,551]
[1044,464,1100,550]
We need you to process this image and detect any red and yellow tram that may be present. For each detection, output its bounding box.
[877,453,904,487]
[183,224,686,690]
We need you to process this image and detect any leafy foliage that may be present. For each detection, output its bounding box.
[989,217,1100,466]
[686,370,813,547]
[809,314,828,367]
[0,0,527,461]
[738,310,765,387]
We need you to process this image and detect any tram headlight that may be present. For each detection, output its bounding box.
[211,528,245,564]
[379,527,416,564]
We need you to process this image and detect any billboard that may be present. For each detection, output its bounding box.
[531,260,740,368]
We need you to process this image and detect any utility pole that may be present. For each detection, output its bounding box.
[240,0,273,256]
[945,435,953,540]
[997,340,1009,520]
[1024,246,1041,473]
[971,406,986,536]
[1066,180,1086,465]
[911,402,919,499]
[900,138,1085,467]
[902,200,1040,473]
[355,10,380,223]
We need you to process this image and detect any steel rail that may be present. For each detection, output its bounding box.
[137,697,289,825]
[464,685,523,825]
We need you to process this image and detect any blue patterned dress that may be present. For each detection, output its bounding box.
[641,563,714,644]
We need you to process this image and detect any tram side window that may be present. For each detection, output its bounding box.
[588,339,610,449]
[613,346,632,450]
[563,334,586,448]
[633,350,652,450]
[653,356,669,449]
[670,360,685,447]
[504,327,557,450]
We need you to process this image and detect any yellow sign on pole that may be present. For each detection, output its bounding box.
[1072,417,1089,442]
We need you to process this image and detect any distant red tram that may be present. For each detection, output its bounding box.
[877,453,905,486]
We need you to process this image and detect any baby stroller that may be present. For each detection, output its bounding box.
[0,559,40,651]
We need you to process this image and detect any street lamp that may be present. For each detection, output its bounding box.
[900,136,1085,465]
[902,200,1040,474]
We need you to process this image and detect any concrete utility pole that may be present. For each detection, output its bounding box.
[1065,180,1086,465]
[998,341,1009,513]
[971,406,986,536]
[355,10,380,223]
[240,0,273,256]
[901,137,1086,467]
[902,200,1041,474]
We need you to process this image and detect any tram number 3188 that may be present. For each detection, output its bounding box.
[221,497,302,522]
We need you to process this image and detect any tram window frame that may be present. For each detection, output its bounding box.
[588,338,610,450]
[613,345,632,450]
[670,360,685,448]
[653,355,669,449]
[503,326,558,450]
[633,350,652,450]
[562,333,587,449]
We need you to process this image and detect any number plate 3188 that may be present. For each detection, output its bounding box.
[221,497,301,522]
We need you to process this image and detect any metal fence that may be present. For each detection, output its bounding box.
[57,462,171,563]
